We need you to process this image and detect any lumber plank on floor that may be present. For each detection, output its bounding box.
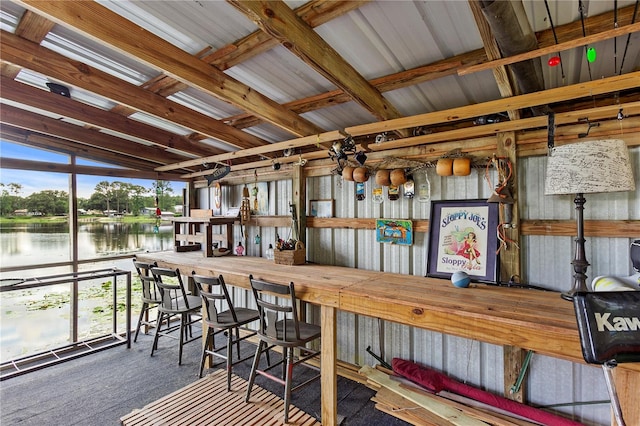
[360,365,489,426]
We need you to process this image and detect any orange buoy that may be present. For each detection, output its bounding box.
[453,157,472,176]
[375,169,391,186]
[353,167,369,182]
[436,158,453,176]
[342,166,355,181]
[390,169,407,186]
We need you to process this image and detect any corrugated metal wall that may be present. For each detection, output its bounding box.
[197,147,638,425]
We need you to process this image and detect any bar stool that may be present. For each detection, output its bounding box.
[245,275,321,423]
[132,258,161,342]
[192,273,260,390]
[150,267,202,365]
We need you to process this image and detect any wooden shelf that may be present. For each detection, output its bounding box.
[171,215,235,257]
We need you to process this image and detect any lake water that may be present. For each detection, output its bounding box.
[0,221,174,362]
[1,221,174,267]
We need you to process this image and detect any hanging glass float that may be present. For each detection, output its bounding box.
[586,47,596,63]
[403,174,415,199]
[372,181,384,204]
[251,170,259,212]
[417,170,431,203]
[251,185,259,211]
[235,241,245,256]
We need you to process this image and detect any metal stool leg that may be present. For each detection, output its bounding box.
[602,362,626,426]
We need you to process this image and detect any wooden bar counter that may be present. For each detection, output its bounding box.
[136,251,639,425]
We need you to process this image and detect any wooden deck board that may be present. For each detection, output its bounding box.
[120,370,320,426]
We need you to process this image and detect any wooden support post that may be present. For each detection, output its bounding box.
[503,345,527,403]
[292,163,309,326]
[496,131,528,402]
[292,164,307,246]
[187,180,197,212]
[321,305,337,426]
[495,131,520,283]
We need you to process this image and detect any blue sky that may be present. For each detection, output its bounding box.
[0,140,183,199]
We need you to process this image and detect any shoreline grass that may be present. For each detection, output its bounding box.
[0,215,172,224]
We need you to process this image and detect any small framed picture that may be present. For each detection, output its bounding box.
[309,199,334,218]
[376,219,413,245]
[426,199,499,283]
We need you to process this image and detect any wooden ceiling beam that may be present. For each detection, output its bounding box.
[0,76,219,158]
[0,104,190,168]
[79,0,366,144]
[221,5,635,130]
[0,156,185,181]
[14,0,325,138]
[0,124,171,173]
[536,4,638,45]
[372,102,640,153]
[227,0,405,125]
[346,71,640,136]
[0,30,267,151]
[0,125,153,171]
[156,130,344,172]
[468,0,520,121]
[14,9,54,43]
[170,76,640,175]
[100,1,367,102]
[458,22,640,76]
[205,0,369,70]
[4,1,637,177]
[226,57,472,129]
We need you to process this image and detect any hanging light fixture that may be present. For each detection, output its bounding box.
[46,82,71,98]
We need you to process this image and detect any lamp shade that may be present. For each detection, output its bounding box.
[544,139,635,195]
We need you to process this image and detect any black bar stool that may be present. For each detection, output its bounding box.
[132,258,161,342]
[150,267,202,365]
[192,273,260,390]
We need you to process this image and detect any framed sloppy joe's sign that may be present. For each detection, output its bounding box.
[426,199,499,283]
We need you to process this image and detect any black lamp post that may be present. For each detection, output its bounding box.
[544,139,635,300]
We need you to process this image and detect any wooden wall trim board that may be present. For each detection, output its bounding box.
[519,220,640,238]
[305,218,637,238]
[306,217,427,231]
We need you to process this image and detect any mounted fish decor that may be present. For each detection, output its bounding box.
[205,165,231,186]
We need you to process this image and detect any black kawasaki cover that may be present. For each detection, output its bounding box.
[573,291,640,364]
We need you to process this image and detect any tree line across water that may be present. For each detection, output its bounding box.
[0,180,182,217]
